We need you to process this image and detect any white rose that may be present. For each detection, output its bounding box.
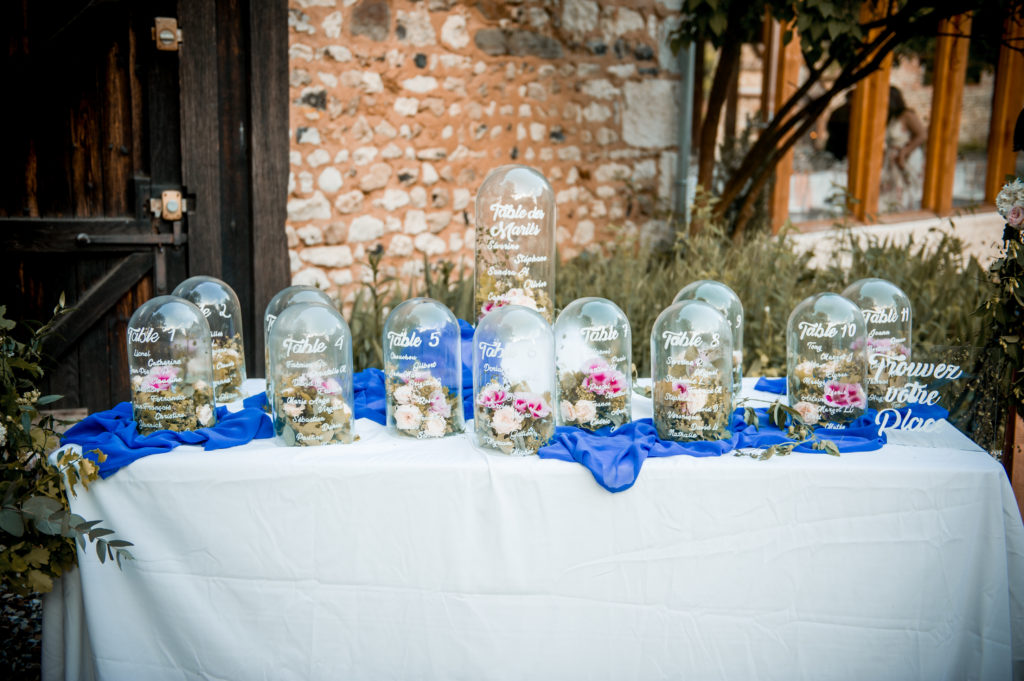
[393,384,415,405]
[196,404,214,427]
[793,401,820,425]
[560,400,576,422]
[423,414,446,438]
[395,404,422,431]
[574,400,597,424]
[491,406,523,435]
[686,389,709,413]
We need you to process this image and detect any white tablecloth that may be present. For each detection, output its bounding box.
[44,379,1024,681]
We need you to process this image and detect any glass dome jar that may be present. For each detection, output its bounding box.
[383,297,465,438]
[171,275,247,402]
[127,295,217,434]
[263,285,333,393]
[554,297,632,431]
[651,300,734,442]
[786,293,868,427]
[473,305,555,456]
[267,302,354,446]
[474,165,556,323]
[841,278,912,410]
[673,280,744,394]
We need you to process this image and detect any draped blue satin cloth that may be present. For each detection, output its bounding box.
[754,376,788,394]
[61,403,274,478]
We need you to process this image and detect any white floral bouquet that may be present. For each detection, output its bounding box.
[557,359,630,430]
[996,178,1024,229]
[387,373,463,438]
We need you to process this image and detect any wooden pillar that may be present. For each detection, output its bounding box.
[724,53,740,140]
[986,14,1024,202]
[760,13,780,122]
[922,14,972,215]
[769,25,802,233]
[847,3,893,222]
[692,40,705,146]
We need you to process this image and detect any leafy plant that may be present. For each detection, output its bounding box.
[0,297,133,595]
[737,401,842,461]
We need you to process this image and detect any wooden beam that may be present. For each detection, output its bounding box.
[47,251,153,358]
[178,0,224,278]
[847,2,894,223]
[248,0,291,377]
[986,14,1024,202]
[922,14,972,215]
[769,25,802,233]
[0,217,158,251]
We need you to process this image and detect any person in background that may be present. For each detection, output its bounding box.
[879,85,927,212]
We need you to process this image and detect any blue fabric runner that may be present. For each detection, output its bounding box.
[61,403,274,478]
[754,376,787,394]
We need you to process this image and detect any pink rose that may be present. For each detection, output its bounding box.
[144,366,180,391]
[314,376,343,395]
[478,383,510,409]
[823,382,866,409]
[512,392,551,418]
[491,406,524,435]
[582,365,627,397]
[792,401,820,425]
[428,391,451,418]
[395,404,422,431]
[1008,205,1024,227]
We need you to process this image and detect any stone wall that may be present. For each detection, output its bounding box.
[286,0,685,303]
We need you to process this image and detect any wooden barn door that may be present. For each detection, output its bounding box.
[0,0,289,414]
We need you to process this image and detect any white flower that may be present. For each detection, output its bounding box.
[393,384,415,405]
[423,414,446,438]
[503,288,539,310]
[282,401,303,418]
[491,406,524,435]
[574,400,597,424]
[560,400,577,422]
[196,404,214,426]
[732,350,743,367]
[395,404,422,431]
[194,380,210,393]
[793,401,820,425]
[0,423,6,447]
[685,390,708,413]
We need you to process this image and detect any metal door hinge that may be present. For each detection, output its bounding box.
[152,17,182,51]
[149,190,187,220]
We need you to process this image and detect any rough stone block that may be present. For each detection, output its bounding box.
[318,167,343,194]
[288,192,332,221]
[351,0,390,41]
[441,15,469,49]
[359,163,392,192]
[349,215,385,242]
[623,80,679,148]
[302,245,354,268]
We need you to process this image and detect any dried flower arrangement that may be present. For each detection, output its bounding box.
[131,365,216,434]
[789,354,866,426]
[212,333,245,402]
[475,264,554,323]
[275,370,353,446]
[860,336,910,409]
[558,359,629,430]
[475,381,554,456]
[387,373,463,438]
[653,345,731,441]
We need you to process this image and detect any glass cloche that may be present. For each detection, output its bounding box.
[127,295,216,434]
[263,285,333,395]
[383,297,465,438]
[554,297,632,431]
[673,280,744,394]
[172,275,247,402]
[267,302,354,446]
[841,278,912,410]
[786,293,868,427]
[473,305,555,456]
[651,300,734,441]
[474,165,556,323]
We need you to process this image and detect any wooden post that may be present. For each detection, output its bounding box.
[760,13,780,123]
[922,14,972,215]
[769,26,802,233]
[986,14,1024,202]
[1013,412,1023,518]
[847,2,894,223]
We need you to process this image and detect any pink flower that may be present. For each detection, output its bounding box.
[491,406,524,435]
[428,391,451,418]
[144,366,179,391]
[582,365,627,397]
[1009,205,1024,227]
[823,381,866,409]
[316,377,343,395]
[478,383,510,409]
[792,401,820,425]
[395,404,422,431]
[512,392,551,418]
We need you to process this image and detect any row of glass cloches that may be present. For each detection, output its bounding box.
[127,275,913,454]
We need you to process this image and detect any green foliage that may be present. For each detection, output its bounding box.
[736,399,841,460]
[0,299,133,595]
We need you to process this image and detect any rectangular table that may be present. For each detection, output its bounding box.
[44,379,1024,681]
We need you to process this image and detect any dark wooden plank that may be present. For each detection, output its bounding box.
[248,0,290,377]
[48,252,153,358]
[218,0,255,371]
[178,0,224,278]
[0,217,156,251]
[102,28,133,216]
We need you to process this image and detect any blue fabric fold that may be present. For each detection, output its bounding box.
[61,402,274,478]
[755,377,787,394]
[539,407,892,493]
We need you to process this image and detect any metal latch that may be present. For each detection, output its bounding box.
[149,190,186,220]
[152,17,182,51]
